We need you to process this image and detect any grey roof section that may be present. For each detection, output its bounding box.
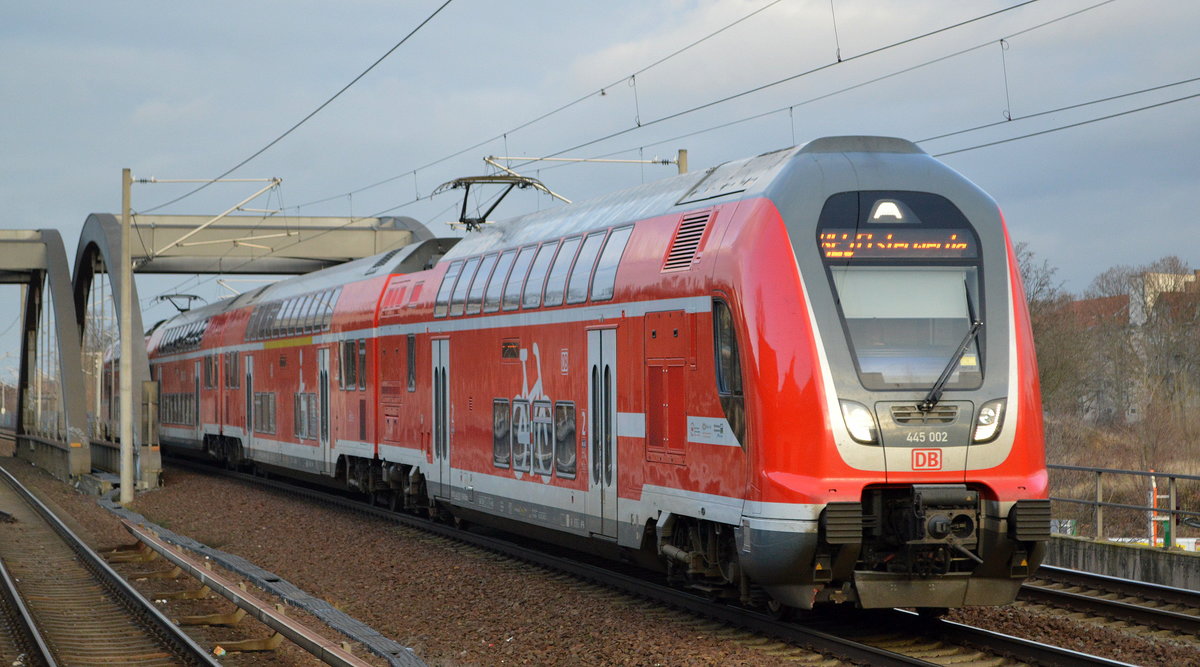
[156,137,926,327]
[162,237,461,327]
[441,138,917,261]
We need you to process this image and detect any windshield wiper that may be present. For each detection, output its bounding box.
[919,319,982,412]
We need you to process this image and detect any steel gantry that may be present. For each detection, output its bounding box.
[0,230,90,478]
[65,211,433,491]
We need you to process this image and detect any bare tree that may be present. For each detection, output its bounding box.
[1014,243,1086,417]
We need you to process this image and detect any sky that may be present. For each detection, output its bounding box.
[1,0,1198,372]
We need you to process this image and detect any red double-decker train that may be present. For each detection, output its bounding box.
[132,136,1049,612]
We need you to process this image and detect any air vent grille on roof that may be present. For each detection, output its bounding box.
[662,211,711,271]
[366,247,403,274]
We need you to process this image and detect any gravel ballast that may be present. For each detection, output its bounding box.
[2,453,1198,665]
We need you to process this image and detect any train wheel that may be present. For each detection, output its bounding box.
[766,598,792,620]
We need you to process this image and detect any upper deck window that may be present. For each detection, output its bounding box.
[590,225,633,302]
[502,246,536,311]
[484,250,517,313]
[522,242,560,309]
[434,261,464,318]
[450,257,481,317]
[542,237,581,307]
[467,254,498,315]
[567,232,606,304]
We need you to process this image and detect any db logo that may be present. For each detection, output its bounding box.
[912,448,942,470]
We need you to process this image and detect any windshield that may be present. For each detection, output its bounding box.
[830,266,982,390]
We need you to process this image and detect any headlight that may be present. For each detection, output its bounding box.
[840,400,878,444]
[973,399,1006,443]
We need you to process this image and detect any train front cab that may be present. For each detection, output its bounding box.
[735,138,1050,610]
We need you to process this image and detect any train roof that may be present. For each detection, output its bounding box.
[444,136,923,260]
[153,136,923,329]
[154,236,460,327]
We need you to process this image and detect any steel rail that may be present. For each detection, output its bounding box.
[0,465,219,666]
[1022,565,1200,635]
[902,611,1140,667]
[0,556,56,667]
[172,458,1132,666]
[123,520,375,667]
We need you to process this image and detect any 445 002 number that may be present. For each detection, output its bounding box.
[906,430,949,443]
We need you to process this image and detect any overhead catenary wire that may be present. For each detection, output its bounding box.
[283,0,1067,207]
[291,0,789,211]
[139,0,455,215]
[304,0,1048,208]
[514,0,1123,175]
[524,0,1047,166]
[932,90,1200,157]
[145,0,1161,310]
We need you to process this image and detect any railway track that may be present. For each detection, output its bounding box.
[1021,564,1200,637]
[0,555,54,667]
[0,465,218,667]
[169,458,1134,666]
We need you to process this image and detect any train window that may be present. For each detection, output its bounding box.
[532,400,554,475]
[502,246,536,311]
[406,334,416,392]
[713,300,746,448]
[267,302,283,338]
[483,250,516,313]
[542,237,581,307]
[435,260,464,318]
[567,232,606,305]
[522,242,559,309]
[287,298,305,335]
[310,294,325,331]
[260,303,275,339]
[245,310,259,341]
[330,287,343,329]
[341,340,357,389]
[467,254,498,315]
[590,226,633,302]
[450,257,480,317]
[388,285,408,313]
[321,288,339,331]
[713,301,743,396]
[294,393,307,439]
[279,299,297,337]
[272,300,287,337]
[255,392,276,434]
[299,295,319,333]
[830,266,982,391]
[511,400,531,472]
[554,402,576,478]
[493,399,511,468]
[357,338,367,390]
[203,355,216,389]
[225,351,239,388]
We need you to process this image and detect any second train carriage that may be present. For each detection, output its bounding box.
[133,136,1051,611]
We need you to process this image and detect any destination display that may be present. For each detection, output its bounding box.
[819,228,977,259]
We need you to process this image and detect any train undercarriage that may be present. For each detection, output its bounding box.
[194,435,1045,612]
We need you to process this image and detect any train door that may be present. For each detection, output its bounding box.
[244,355,254,451]
[318,347,331,473]
[431,338,450,498]
[587,328,618,538]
